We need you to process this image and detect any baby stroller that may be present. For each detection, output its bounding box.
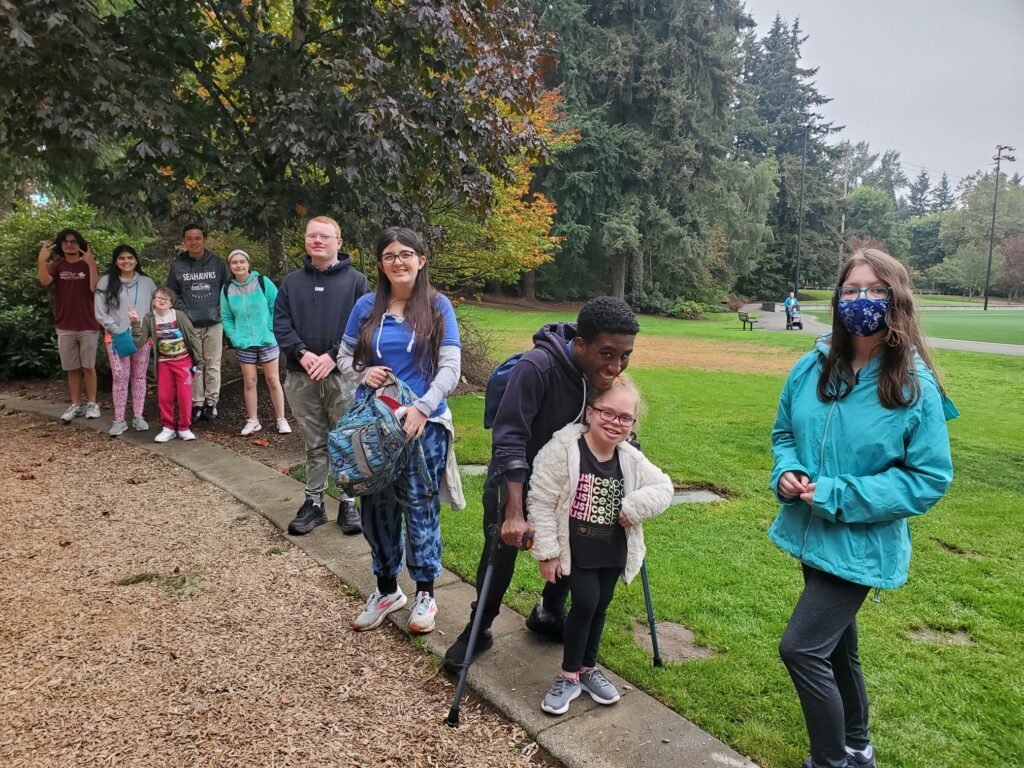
[786,302,803,330]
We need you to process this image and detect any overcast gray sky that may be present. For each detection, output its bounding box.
[741,0,1024,190]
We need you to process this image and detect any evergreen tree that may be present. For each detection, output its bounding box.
[536,0,771,304]
[931,172,955,212]
[734,14,840,296]
[907,170,932,218]
[862,150,909,202]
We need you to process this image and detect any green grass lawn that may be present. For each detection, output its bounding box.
[440,304,1023,768]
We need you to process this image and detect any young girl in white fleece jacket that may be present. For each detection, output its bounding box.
[528,375,673,716]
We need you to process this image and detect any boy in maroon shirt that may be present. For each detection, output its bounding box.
[37,228,101,423]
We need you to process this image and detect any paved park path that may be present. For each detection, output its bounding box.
[0,394,758,768]
[742,303,1024,356]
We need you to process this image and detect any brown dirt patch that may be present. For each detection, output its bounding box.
[633,622,715,663]
[0,410,550,768]
[631,336,795,375]
[908,625,974,646]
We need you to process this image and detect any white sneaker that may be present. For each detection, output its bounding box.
[177,429,196,441]
[240,419,262,436]
[132,416,149,431]
[351,588,407,631]
[407,591,438,634]
[84,402,101,419]
[276,418,292,434]
[60,404,83,424]
[154,427,176,443]
[108,420,128,437]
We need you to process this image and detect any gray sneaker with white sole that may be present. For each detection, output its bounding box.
[579,668,620,704]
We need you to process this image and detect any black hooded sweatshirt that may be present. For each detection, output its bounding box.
[272,253,370,372]
[491,321,588,484]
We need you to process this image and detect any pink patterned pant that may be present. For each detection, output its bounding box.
[105,342,151,422]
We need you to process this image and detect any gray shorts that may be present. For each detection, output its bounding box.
[236,344,280,365]
[57,329,99,371]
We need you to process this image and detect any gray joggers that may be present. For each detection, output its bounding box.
[283,370,355,502]
[780,563,872,768]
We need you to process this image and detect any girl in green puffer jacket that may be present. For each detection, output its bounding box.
[770,248,956,768]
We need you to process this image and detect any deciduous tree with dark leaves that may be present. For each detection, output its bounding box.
[1,0,550,277]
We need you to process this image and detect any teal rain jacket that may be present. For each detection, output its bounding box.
[769,336,956,589]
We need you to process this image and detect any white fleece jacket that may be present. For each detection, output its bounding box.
[528,424,674,584]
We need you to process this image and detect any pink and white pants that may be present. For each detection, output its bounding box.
[105,341,151,422]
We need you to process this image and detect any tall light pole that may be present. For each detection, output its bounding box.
[794,125,808,294]
[984,144,1015,311]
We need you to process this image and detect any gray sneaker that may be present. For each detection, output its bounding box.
[540,675,582,715]
[108,420,129,437]
[60,404,83,424]
[580,668,620,705]
[84,402,101,419]
[132,416,150,431]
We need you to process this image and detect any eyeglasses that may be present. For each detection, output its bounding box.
[305,233,337,242]
[838,285,891,301]
[589,406,636,427]
[153,295,172,303]
[381,250,419,265]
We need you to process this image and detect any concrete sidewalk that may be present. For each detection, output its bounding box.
[742,304,1024,356]
[0,392,758,768]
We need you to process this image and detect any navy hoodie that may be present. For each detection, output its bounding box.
[491,322,588,483]
[273,253,370,372]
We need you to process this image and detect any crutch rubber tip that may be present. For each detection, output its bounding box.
[444,708,460,727]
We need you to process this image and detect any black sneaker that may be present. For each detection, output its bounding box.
[337,499,362,535]
[442,624,494,674]
[288,498,327,535]
[202,404,218,421]
[525,603,565,642]
[192,405,205,423]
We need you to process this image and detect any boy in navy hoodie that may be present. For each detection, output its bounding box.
[443,296,639,672]
[273,216,370,536]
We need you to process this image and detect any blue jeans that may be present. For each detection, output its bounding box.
[360,421,447,583]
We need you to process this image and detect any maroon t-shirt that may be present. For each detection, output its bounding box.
[47,259,100,331]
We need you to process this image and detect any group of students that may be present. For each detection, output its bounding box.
[41,225,954,767]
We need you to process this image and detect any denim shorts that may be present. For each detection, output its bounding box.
[235,344,280,365]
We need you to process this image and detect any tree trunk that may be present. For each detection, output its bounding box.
[630,249,643,295]
[520,269,536,301]
[268,229,285,281]
[611,252,626,300]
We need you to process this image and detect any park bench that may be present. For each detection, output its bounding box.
[738,311,760,331]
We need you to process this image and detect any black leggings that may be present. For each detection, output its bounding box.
[472,468,570,629]
[780,564,871,768]
[563,566,619,673]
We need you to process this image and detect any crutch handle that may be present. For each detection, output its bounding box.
[520,530,534,550]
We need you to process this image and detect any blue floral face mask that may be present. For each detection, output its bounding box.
[837,298,889,337]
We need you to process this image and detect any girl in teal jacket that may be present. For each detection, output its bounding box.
[220,249,290,436]
[770,248,955,768]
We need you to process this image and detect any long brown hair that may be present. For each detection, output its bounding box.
[351,227,445,376]
[818,248,941,408]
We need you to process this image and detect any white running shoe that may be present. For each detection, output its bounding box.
[276,418,292,434]
[84,402,101,419]
[177,429,196,441]
[407,591,438,634]
[351,589,407,631]
[154,427,176,443]
[240,419,262,436]
[60,404,83,424]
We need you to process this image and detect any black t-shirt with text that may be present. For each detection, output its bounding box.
[568,437,627,570]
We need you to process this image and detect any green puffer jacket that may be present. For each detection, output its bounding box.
[768,335,956,589]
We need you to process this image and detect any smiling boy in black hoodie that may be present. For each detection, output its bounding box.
[273,216,370,537]
[443,296,639,672]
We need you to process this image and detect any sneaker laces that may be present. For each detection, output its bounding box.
[413,592,433,612]
[550,675,575,696]
[586,668,610,686]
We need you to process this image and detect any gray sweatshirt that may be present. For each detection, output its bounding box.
[94,274,158,335]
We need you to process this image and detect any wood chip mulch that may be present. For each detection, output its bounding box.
[0,409,544,767]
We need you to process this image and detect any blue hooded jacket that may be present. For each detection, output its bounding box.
[769,335,956,589]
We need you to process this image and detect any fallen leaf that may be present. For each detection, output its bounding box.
[205,434,215,441]
[19,474,35,480]
[126,477,145,485]
[149,517,169,526]
[279,695,295,706]
[251,438,271,447]
[58,540,72,548]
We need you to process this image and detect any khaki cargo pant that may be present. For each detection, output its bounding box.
[284,369,356,502]
[191,323,224,407]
